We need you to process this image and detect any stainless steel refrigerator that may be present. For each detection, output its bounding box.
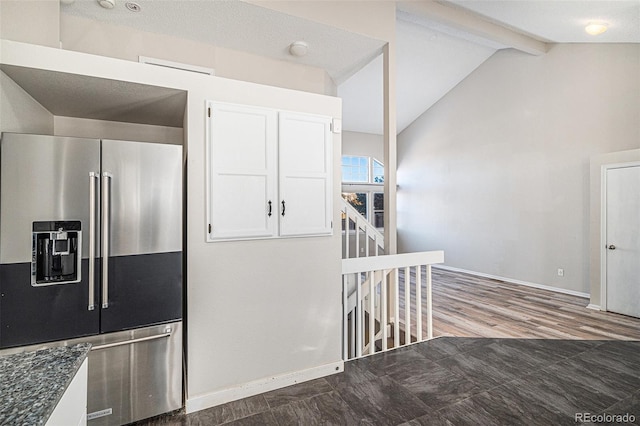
[0,133,183,425]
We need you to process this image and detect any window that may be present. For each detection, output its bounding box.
[342,192,367,230]
[342,192,367,217]
[341,156,369,183]
[373,192,384,228]
[341,155,384,230]
[341,155,385,184]
[372,159,384,183]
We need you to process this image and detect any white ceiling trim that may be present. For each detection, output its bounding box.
[448,0,640,43]
[397,0,549,55]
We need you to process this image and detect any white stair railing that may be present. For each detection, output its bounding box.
[340,198,384,259]
[342,251,444,360]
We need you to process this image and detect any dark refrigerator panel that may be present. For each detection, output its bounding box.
[0,259,100,347]
[0,134,101,348]
[102,252,181,332]
[99,140,182,333]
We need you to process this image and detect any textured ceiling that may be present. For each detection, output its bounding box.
[339,18,497,135]
[61,0,385,84]
[58,0,640,135]
[1,65,187,127]
[342,0,640,134]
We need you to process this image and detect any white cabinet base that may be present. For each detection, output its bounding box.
[46,358,88,426]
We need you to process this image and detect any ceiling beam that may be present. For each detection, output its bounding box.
[397,1,549,56]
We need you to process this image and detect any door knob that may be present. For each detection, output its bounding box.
[608,245,616,250]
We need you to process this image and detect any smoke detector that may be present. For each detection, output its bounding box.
[289,41,309,57]
[98,0,115,9]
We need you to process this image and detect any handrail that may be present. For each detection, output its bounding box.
[342,251,444,360]
[340,198,384,258]
[342,251,444,274]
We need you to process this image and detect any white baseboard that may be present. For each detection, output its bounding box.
[586,304,601,311]
[433,265,590,299]
[185,360,344,414]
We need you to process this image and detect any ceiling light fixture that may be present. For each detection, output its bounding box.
[98,0,115,9]
[585,22,608,36]
[289,41,308,57]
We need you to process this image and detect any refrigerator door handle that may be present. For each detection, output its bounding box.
[101,172,112,309]
[88,172,98,311]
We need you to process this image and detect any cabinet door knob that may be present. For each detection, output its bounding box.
[268,200,272,217]
[608,244,616,250]
[281,200,286,216]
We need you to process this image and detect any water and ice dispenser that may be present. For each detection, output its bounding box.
[31,221,82,286]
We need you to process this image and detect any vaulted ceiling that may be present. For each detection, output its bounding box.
[340,0,640,134]
[60,0,640,135]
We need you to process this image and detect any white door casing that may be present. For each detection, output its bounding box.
[601,163,640,318]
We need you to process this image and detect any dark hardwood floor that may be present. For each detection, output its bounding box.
[131,268,640,425]
[134,338,640,425]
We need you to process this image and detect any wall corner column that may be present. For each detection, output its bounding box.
[383,42,397,255]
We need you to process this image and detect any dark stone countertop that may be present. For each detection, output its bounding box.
[0,343,91,425]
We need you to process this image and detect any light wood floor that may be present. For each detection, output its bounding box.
[427,268,640,340]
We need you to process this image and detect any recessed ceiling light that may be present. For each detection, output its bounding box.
[289,41,308,57]
[585,22,608,36]
[125,1,141,12]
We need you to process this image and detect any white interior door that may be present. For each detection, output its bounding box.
[605,164,640,318]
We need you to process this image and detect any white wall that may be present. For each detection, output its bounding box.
[1,39,343,412]
[1,0,397,412]
[58,1,400,96]
[0,71,53,133]
[53,116,183,145]
[0,1,59,48]
[342,130,383,161]
[60,15,333,96]
[1,7,336,96]
[398,44,640,295]
[185,81,342,410]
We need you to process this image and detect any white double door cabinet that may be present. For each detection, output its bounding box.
[207,102,333,241]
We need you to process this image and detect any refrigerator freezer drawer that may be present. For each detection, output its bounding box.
[87,322,182,426]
